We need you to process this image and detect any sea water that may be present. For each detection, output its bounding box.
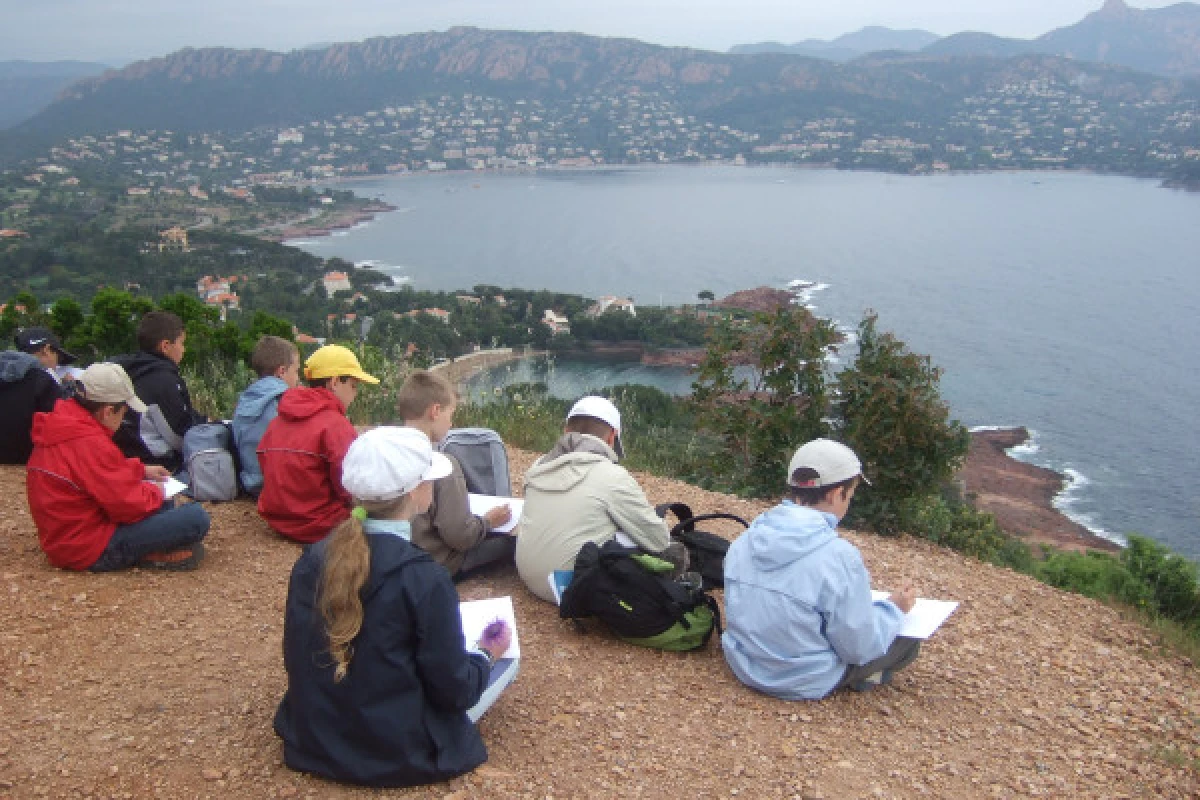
[292,167,1200,558]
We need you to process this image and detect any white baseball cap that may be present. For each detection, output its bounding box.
[78,363,147,413]
[786,439,868,488]
[567,395,623,458]
[341,427,453,503]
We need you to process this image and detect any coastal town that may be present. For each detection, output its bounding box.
[21,81,1198,197]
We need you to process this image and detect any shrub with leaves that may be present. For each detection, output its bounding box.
[1121,535,1200,623]
[691,307,840,496]
[836,312,969,533]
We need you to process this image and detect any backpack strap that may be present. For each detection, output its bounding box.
[655,502,695,532]
[667,512,749,538]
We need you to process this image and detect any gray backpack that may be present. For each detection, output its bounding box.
[182,422,239,502]
[439,428,511,496]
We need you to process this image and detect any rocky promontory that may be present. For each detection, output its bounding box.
[960,427,1119,553]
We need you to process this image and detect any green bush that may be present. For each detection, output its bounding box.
[837,313,970,534]
[691,307,840,496]
[1121,535,1200,623]
[902,495,1034,570]
[1034,550,1154,610]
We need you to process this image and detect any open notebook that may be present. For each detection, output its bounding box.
[467,494,524,534]
[458,596,520,659]
[870,591,958,639]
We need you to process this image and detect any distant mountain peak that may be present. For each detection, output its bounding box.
[1099,0,1132,14]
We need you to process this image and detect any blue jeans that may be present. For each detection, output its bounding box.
[89,500,211,572]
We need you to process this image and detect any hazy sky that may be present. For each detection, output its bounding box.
[3,0,1182,66]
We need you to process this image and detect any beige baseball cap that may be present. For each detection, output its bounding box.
[786,439,868,488]
[78,363,147,413]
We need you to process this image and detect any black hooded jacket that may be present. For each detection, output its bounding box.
[0,351,61,464]
[274,531,491,788]
[111,351,206,468]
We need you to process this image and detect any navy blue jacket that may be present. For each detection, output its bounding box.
[111,351,206,469]
[274,531,490,788]
[0,351,61,464]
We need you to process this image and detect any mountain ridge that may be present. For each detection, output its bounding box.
[924,0,1200,77]
[12,26,1196,147]
[0,59,109,130]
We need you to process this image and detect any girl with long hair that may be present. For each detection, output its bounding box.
[274,426,517,788]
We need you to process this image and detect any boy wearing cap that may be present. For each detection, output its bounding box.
[26,363,210,572]
[113,311,208,471]
[722,438,920,700]
[515,395,672,603]
[398,371,514,580]
[231,335,301,496]
[0,329,66,464]
[257,344,378,543]
[15,326,80,384]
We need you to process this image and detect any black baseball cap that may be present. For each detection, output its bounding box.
[15,327,77,365]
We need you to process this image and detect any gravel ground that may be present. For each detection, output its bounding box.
[1,451,1197,799]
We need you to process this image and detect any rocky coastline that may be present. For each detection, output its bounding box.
[960,427,1119,553]
[263,201,396,242]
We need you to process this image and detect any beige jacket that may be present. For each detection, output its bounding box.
[411,454,491,575]
[515,433,669,602]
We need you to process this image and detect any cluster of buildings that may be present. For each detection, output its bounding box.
[195,274,243,319]
[18,80,1192,197]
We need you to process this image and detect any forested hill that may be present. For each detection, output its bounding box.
[8,26,1198,147]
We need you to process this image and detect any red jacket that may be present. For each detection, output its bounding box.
[26,399,164,570]
[256,387,357,543]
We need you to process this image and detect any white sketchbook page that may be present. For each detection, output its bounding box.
[459,596,520,659]
[160,477,188,499]
[467,494,523,534]
[871,590,959,640]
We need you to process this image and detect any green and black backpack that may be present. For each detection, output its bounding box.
[559,539,721,652]
[656,502,747,591]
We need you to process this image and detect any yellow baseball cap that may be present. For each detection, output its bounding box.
[304,345,379,384]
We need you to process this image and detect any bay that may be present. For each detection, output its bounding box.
[293,167,1200,558]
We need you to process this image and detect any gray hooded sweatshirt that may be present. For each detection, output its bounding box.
[515,432,669,603]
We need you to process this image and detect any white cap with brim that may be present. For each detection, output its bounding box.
[341,427,453,503]
[567,395,624,458]
[78,363,147,413]
[786,438,868,488]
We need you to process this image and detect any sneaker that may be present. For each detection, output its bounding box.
[849,670,888,692]
[138,541,205,571]
[660,542,690,580]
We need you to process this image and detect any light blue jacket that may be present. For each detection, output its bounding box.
[722,500,904,700]
[231,376,288,495]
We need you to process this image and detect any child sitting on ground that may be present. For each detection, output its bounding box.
[274,426,518,788]
[26,363,210,572]
[256,344,377,543]
[516,395,681,603]
[231,335,300,496]
[722,438,919,699]
[113,311,208,471]
[0,332,64,464]
[398,370,513,580]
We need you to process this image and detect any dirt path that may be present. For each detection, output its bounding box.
[0,453,1196,798]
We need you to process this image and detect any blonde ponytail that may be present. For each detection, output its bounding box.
[318,497,409,682]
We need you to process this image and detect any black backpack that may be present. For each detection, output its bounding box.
[656,502,747,591]
[559,540,721,652]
